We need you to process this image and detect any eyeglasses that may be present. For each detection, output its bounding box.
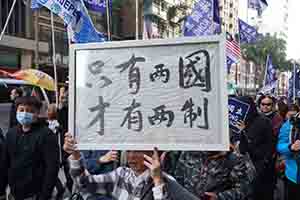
[261,103,272,107]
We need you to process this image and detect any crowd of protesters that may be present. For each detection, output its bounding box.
[1,87,300,200]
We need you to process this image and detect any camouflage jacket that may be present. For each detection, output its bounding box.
[173,151,256,200]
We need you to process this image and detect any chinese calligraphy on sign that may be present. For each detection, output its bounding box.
[70,36,229,150]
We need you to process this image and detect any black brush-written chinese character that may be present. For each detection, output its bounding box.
[181,97,209,129]
[179,50,211,92]
[121,99,143,132]
[115,54,146,94]
[87,60,112,88]
[87,96,110,136]
[99,76,112,88]
[150,64,170,83]
[148,105,174,127]
[88,60,105,74]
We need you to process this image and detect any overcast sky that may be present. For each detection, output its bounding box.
[239,0,300,60]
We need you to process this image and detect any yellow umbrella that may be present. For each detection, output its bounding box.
[12,69,55,91]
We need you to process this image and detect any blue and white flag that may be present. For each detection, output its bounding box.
[238,19,258,44]
[83,0,111,14]
[183,0,221,36]
[248,0,268,16]
[288,64,300,103]
[260,54,277,94]
[264,54,277,86]
[288,70,294,103]
[32,0,106,43]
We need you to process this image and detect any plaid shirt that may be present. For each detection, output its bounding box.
[69,156,170,200]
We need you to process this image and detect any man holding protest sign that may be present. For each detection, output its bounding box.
[66,36,230,200]
[63,133,200,200]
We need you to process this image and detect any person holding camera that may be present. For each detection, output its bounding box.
[277,110,300,200]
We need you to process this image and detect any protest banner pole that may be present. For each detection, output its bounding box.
[51,13,62,164]
[51,12,59,109]
[136,0,139,40]
[0,0,17,41]
[105,0,111,41]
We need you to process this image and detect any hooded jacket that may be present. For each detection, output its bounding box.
[0,121,60,200]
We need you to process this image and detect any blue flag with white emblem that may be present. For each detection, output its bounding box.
[238,19,258,44]
[288,64,300,103]
[264,54,277,86]
[248,0,268,16]
[260,54,277,94]
[183,0,221,36]
[31,0,106,43]
[83,0,111,14]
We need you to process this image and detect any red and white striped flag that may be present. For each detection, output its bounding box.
[226,38,241,62]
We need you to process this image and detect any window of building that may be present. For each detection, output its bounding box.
[161,1,166,11]
[153,0,160,7]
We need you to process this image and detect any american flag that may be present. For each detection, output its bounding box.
[226,37,241,63]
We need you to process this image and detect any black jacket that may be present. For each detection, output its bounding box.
[0,121,60,200]
[239,115,273,174]
[9,102,17,128]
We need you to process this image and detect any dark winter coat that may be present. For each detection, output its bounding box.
[0,121,60,200]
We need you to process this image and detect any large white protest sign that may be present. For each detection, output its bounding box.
[69,36,229,150]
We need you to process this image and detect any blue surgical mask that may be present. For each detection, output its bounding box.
[16,112,34,125]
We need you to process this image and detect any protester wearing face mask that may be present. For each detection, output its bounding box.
[9,88,23,128]
[0,96,60,200]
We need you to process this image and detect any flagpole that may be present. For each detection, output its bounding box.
[136,0,139,40]
[0,0,17,41]
[246,1,249,23]
[106,0,111,41]
[51,12,61,166]
[293,62,296,102]
[51,12,59,109]
[263,54,269,86]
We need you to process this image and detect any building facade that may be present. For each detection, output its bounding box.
[219,0,239,36]
[248,0,289,41]
[0,1,110,83]
[0,0,48,72]
[229,59,258,95]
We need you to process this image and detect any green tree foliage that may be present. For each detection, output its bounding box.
[242,33,292,72]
